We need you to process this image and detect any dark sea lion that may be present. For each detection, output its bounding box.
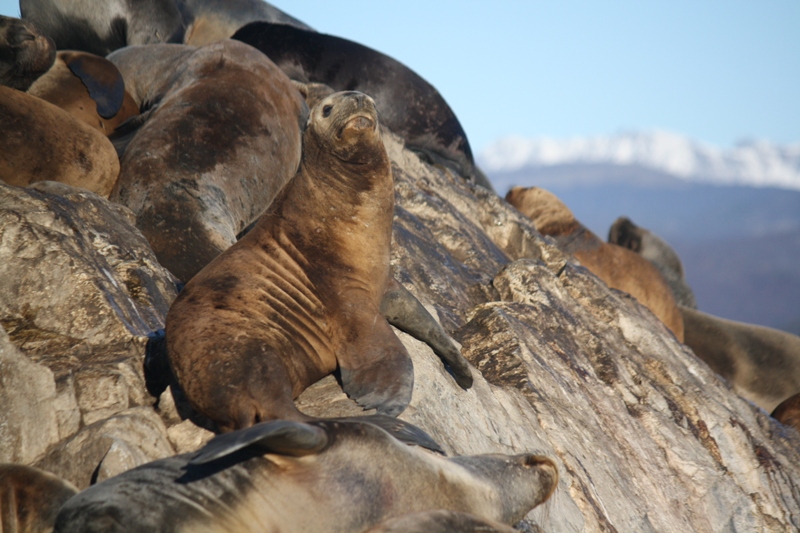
[363,510,520,533]
[0,15,55,91]
[232,22,495,192]
[506,186,684,341]
[27,50,139,135]
[0,464,78,533]
[608,216,698,308]
[772,392,800,436]
[180,0,312,46]
[680,306,800,413]
[0,85,120,196]
[166,91,471,431]
[107,40,307,282]
[20,0,184,56]
[54,419,558,533]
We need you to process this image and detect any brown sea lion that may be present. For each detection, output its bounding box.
[0,15,55,90]
[506,186,684,341]
[27,50,139,136]
[232,22,495,192]
[0,464,78,533]
[107,40,307,283]
[54,419,558,533]
[680,306,800,413]
[608,216,698,308]
[606,217,800,413]
[0,85,120,196]
[166,91,471,431]
[772,392,800,436]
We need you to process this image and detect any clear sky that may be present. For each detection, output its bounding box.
[3,1,799,152]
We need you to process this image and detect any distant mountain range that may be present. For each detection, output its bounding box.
[479,130,800,191]
[478,131,800,335]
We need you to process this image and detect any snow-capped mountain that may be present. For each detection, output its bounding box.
[478,131,800,190]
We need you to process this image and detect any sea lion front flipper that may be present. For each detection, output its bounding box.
[381,279,473,389]
[63,52,126,118]
[189,420,328,465]
[338,414,444,455]
[338,314,414,417]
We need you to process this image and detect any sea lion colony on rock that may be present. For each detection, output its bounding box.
[1,5,553,530]
[506,186,685,342]
[607,217,800,417]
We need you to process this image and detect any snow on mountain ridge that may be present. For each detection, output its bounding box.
[478,131,800,190]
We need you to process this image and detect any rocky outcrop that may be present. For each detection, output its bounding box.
[1,131,799,530]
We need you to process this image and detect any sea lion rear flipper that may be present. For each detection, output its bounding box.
[63,52,126,118]
[338,318,414,418]
[381,279,473,389]
[189,420,328,465]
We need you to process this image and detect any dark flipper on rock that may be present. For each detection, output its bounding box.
[381,278,473,389]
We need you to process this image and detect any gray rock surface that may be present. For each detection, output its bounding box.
[1,131,799,530]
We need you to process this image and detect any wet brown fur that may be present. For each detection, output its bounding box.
[0,85,120,196]
[108,40,307,282]
[28,51,139,136]
[0,464,77,533]
[506,186,684,342]
[166,92,415,431]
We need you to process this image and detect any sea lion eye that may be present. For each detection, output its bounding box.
[322,105,333,117]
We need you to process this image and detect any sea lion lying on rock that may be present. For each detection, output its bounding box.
[233,21,494,192]
[166,91,472,431]
[108,40,307,282]
[0,85,120,196]
[54,418,558,533]
[506,186,684,341]
[607,217,800,413]
[0,15,55,90]
[28,50,139,136]
[608,216,698,308]
[0,464,78,533]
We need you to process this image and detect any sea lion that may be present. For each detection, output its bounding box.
[506,186,684,341]
[772,392,800,436]
[232,22,495,192]
[608,216,698,308]
[363,510,520,533]
[0,85,120,196]
[166,91,472,431]
[180,0,312,46]
[107,40,307,282]
[54,419,558,533]
[0,15,55,90]
[0,464,78,533]
[20,0,184,56]
[27,50,139,136]
[680,306,800,413]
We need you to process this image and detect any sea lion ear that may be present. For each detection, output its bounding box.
[189,420,328,465]
[63,52,126,119]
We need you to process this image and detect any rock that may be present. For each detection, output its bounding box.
[0,181,178,440]
[33,407,174,489]
[0,327,60,464]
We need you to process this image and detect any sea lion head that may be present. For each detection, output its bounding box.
[0,15,55,91]
[506,186,576,235]
[307,90,382,164]
[608,216,643,252]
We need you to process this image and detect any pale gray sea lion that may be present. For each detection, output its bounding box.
[54,419,558,533]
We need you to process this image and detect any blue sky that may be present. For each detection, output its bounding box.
[3,1,799,152]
